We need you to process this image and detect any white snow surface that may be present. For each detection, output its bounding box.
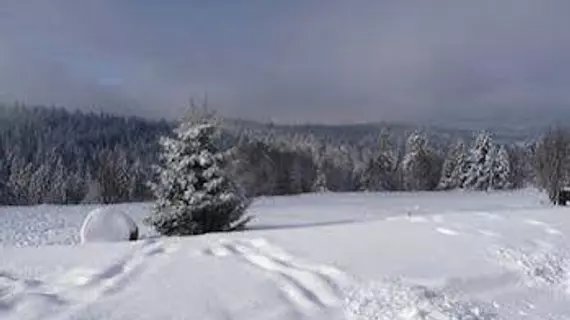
[2,189,570,319]
[80,208,138,244]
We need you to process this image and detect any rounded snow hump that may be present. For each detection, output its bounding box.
[80,207,139,244]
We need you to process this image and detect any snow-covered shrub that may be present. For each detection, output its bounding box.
[147,111,252,236]
[80,207,138,243]
[496,247,569,289]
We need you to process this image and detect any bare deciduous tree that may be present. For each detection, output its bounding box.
[535,128,570,204]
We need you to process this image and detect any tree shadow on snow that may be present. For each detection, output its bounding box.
[247,218,364,231]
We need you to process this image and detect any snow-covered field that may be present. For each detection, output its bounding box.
[2,190,570,319]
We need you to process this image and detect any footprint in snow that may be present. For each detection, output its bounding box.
[207,238,351,313]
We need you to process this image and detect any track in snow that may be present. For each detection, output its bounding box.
[206,237,507,319]
[0,239,179,320]
[207,238,351,313]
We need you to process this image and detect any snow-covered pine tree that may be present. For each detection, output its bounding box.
[402,132,440,190]
[454,151,468,189]
[462,132,494,190]
[360,152,398,191]
[29,164,50,204]
[128,159,149,201]
[437,140,466,190]
[8,159,34,205]
[483,145,497,191]
[114,150,131,202]
[47,157,69,204]
[491,145,512,190]
[147,112,252,236]
[360,131,398,191]
[67,166,87,204]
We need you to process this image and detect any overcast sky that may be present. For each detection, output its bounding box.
[0,1,569,124]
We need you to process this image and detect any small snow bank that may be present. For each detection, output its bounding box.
[496,247,570,290]
[80,208,138,244]
[344,279,498,320]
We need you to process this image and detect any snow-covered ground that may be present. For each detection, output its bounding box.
[2,189,570,319]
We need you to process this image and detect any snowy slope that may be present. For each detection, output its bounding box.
[2,190,570,319]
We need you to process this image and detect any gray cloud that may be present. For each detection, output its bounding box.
[0,1,569,123]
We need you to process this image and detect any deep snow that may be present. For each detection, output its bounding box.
[2,189,570,319]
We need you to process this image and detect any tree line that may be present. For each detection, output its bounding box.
[0,105,170,205]
[0,104,563,206]
[228,126,532,197]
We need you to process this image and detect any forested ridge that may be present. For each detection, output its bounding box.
[0,105,540,205]
[0,105,170,204]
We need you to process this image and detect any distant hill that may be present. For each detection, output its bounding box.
[227,118,538,151]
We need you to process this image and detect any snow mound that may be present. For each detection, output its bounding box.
[344,279,498,320]
[496,247,570,290]
[80,208,138,243]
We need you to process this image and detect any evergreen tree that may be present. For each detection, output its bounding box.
[67,168,87,203]
[29,164,50,204]
[230,138,278,196]
[491,145,512,190]
[147,114,252,236]
[47,158,69,203]
[0,157,12,203]
[402,132,440,190]
[8,159,34,205]
[128,159,149,201]
[462,132,494,190]
[360,132,398,191]
[438,140,466,190]
[360,152,397,191]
